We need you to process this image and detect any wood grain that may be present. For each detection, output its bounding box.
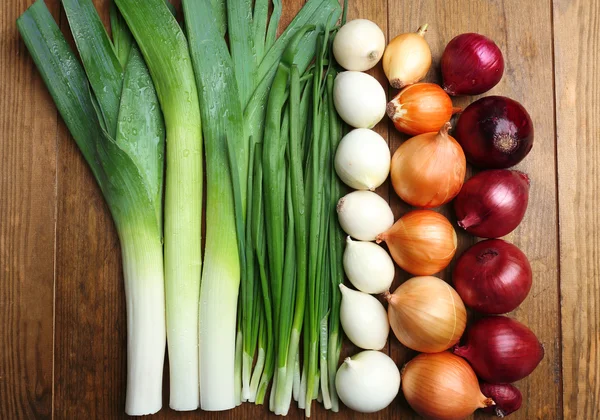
[0,0,595,418]
[0,1,59,418]
[554,0,600,418]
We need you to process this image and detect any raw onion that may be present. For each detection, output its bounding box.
[453,239,532,314]
[441,33,504,96]
[454,169,530,238]
[454,316,544,383]
[480,383,523,417]
[455,96,534,169]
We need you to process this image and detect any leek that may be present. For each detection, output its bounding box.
[114,0,203,411]
[17,0,166,414]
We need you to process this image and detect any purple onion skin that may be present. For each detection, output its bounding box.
[442,33,504,96]
[453,239,532,314]
[456,96,534,169]
[454,316,544,383]
[454,170,530,238]
[480,383,523,417]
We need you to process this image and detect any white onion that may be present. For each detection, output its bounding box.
[337,190,394,241]
[335,350,401,413]
[339,284,389,350]
[343,237,394,294]
[333,71,386,129]
[333,19,386,71]
[334,128,390,190]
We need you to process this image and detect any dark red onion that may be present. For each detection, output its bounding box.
[454,316,544,383]
[455,96,534,169]
[441,33,504,96]
[453,239,532,314]
[480,383,523,417]
[454,170,530,238]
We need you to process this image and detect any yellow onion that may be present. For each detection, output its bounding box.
[377,210,457,276]
[387,83,461,136]
[385,276,466,353]
[391,123,466,208]
[402,352,494,420]
[383,24,431,89]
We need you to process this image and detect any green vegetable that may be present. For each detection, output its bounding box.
[17,0,166,415]
[114,0,203,410]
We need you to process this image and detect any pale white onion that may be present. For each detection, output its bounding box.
[335,350,401,413]
[336,190,394,241]
[334,128,390,190]
[333,19,386,71]
[333,71,386,129]
[339,284,389,350]
[343,237,394,294]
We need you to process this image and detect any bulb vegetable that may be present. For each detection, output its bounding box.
[385,276,466,353]
[383,24,431,89]
[390,122,466,208]
[336,350,400,413]
[337,191,394,241]
[480,383,523,417]
[377,210,457,275]
[333,19,385,71]
[334,128,390,190]
[343,237,394,294]
[333,71,387,128]
[339,284,389,350]
[402,352,494,420]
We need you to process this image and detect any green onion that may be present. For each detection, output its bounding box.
[17,0,166,414]
[114,0,203,410]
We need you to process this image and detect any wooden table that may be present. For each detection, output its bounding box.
[1,0,598,418]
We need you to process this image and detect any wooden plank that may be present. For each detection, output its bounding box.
[553,0,600,418]
[52,0,129,417]
[386,1,561,419]
[0,1,59,418]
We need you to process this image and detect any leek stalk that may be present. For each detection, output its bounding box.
[114,0,203,410]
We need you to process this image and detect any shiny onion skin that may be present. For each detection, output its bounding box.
[377,210,457,276]
[454,316,544,383]
[455,96,534,169]
[453,239,532,314]
[391,123,466,208]
[386,276,466,353]
[454,170,530,238]
[402,352,494,420]
[480,383,523,417]
[441,33,504,96]
[387,83,460,136]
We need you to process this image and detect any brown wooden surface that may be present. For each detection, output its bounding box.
[0,0,597,419]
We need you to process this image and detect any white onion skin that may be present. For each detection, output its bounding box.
[336,350,401,413]
[337,191,394,241]
[343,237,394,293]
[334,71,387,129]
[339,284,389,350]
[334,128,391,190]
[333,19,386,71]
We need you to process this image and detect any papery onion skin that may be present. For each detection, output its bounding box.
[441,33,504,96]
[454,170,530,238]
[386,276,466,353]
[480,383,523,417]
[402,352,494,420]
[387,83,461,136]
[455,96,534,169]
[391,123,466,208]
[377,210,457,275]
[383,24,431,89]
[454,316,544,383]
[453,239,532,314]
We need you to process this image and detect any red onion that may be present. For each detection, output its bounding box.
[455,96,534,169]
[453,239,532,314]
[480,383,523,417]
[441,33,504,96]
[454,316,544,383]
[454,170,530,238]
